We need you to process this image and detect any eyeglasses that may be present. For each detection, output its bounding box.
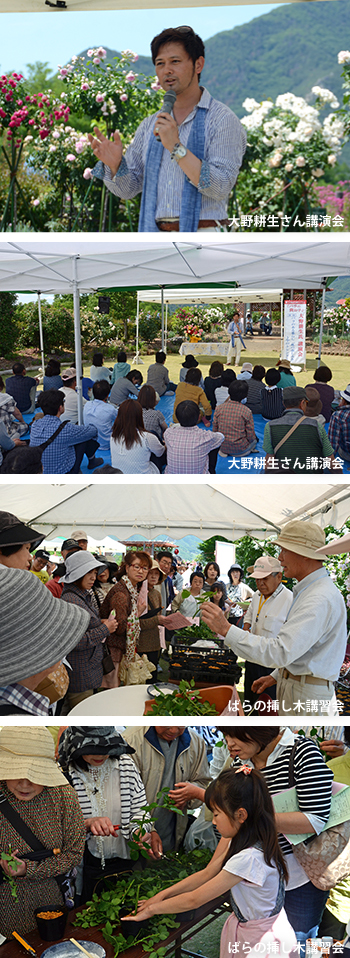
[131,564,149,572]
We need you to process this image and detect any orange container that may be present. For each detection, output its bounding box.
[144,685,237,715]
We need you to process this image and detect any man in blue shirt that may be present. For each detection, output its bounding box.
[30,389,104,474]
[83,380,117,450]
[6,362,38,413]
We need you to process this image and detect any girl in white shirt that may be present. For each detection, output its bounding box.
[122,766,297,957]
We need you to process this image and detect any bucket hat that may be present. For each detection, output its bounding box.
[247,555,282,578]
[61,367,76,381]
[304,386,322,417]
[58,726,135,770]
[0,511,45,551]
[0,726,68,787]
[241,362,253,373]
[182,355,199,368]
[340,385,350,403]
[60,550,106,584]
[316,532,350,556]
[275,520,325,560]
[0,565,89,685]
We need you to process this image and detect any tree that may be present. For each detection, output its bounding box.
[0,292,18,356]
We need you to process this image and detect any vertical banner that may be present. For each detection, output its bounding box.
[283,300,306,364]
[215,541,235,581]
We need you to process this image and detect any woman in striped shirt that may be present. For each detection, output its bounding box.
[217,726,333,953]
[58,726,156,903]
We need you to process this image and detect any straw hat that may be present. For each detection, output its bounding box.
[247,556,282,578]
[0,511,45,551]
[316,532,350,556]
[275,520,325,560]
[0,566,89,685]
[277,359,292,370]
[0,726,68,787]
[60,551,107,584]
[148,558,167,583]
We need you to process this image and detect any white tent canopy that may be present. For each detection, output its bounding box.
[0,482,349,542]
[1,237,348,418]
[0,0,329,12]
[137,288,283,306]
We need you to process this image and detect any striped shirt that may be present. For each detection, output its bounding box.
[97,87,246,226]
[234,729,333,884]
[66,755,150,849]
[261,386,284,420]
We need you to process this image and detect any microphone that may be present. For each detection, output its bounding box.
[155,89,176,140]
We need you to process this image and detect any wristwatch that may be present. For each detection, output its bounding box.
[170,141,187,162]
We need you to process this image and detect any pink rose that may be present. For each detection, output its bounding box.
[120,93,128,101]
[81,82,89,90]
[87,49,94,57]
[96,93,105,103]
[83,167,92,179]
[66,153,76,161]
[93,57,100,65]
[125,71,136,83]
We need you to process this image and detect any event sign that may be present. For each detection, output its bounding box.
[283,300,306,364]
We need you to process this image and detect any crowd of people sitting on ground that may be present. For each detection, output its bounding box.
[0,354,349,474]
[0,509,348,718]
[1,722,350,957]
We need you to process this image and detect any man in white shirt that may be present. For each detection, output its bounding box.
[227,312,244,366]
[201,519,347,716]
[242,555,293,709]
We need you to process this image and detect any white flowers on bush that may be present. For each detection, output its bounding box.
[338,50,350,63]
[312,85,339,108]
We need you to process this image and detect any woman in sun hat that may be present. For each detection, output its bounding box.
[59,551,118,710]
[58,726,155,903]
[0,725,85,937]
[275,359,296,389]
[0,563,89,716]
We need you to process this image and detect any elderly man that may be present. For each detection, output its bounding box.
[201,520,347,715]
[88,26,246,232]
[242,555,293,709]
[263,386,336,472]
[123,726,211,855]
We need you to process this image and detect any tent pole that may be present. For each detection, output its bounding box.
[37,291,45,379]
[73,256,83,425]
[133,293,140,364]
[317,280,327,368]
[280,292,284,358]
[161,286,165,351]
[165,302,168,351]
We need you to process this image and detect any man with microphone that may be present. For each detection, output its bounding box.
[88,26,246,232]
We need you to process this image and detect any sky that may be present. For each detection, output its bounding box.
[0,5,279,75]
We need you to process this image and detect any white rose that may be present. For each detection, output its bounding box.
[285,163,294,172]
[328,154,337,166]
[338,50,350,63]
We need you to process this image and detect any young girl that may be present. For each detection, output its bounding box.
[122,767,297,957]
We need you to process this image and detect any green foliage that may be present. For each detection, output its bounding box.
[74,848,212,958]
[174,622,217,644]
[0,292,18,356]
[127,787,184,862]
[16,300,76,353]
[1,845,19,900]
[148,679,220,716]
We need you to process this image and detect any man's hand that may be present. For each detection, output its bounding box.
[251,675,276,694]
[201,602,230,637]
[136,830,163,860]
[88,127,123,176]
[168,782,203,807]
[319,739,346,759]
[153,112,179,153]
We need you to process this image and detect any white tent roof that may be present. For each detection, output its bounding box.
[138,287,283,305]
[1,482,349,542]
[0,0,324,12]
[0,237,349,293]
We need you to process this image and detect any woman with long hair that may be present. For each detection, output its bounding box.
[122,766,296,958]
[110,400,165,473]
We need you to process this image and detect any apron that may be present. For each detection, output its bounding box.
[220,872,298,957]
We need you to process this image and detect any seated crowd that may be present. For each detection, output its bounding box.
[0,354,349,474]
[1,722,350,957]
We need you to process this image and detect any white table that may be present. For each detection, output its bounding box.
[179,342,229,357]
[69,684,150,716]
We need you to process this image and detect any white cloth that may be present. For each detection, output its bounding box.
[110,431,164,473]
[60,387,86,423]
[223,846,280,920]
[224,568,347,681]
[215,386,229,406]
